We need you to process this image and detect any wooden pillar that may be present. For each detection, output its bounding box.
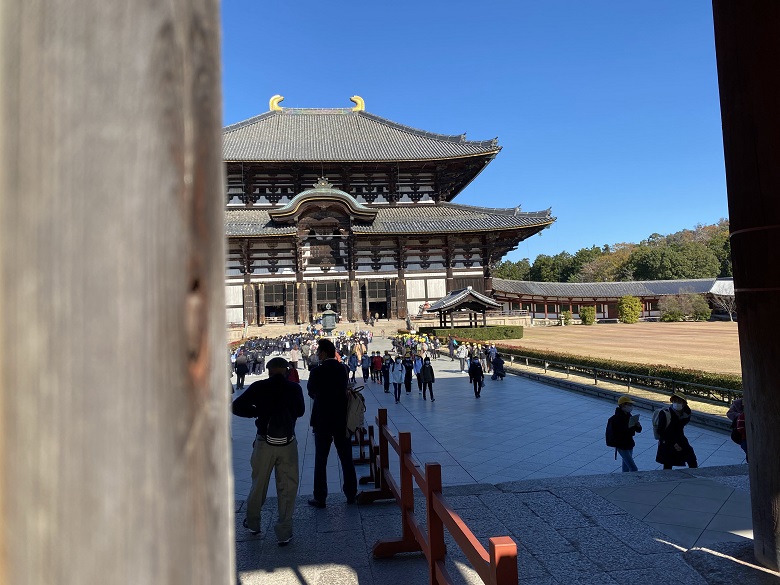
[284,282,295,324]
[338,281,348,320]
[310,281,318,320]
[713,1,780,570]
[243,280,256,325]
[348,278,361,322]
[445,236,455,292]
[295,282,308,325]
[0,1,232,583]
[257,283,266,325]
[388,278,398,319]
[362,281,370,322]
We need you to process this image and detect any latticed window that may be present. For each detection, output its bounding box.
[264,284,285,305]
[367,280,386,300]
[317,282,339,302]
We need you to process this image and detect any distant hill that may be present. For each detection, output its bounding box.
[494,219,731,283]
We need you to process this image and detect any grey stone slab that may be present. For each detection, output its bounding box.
[644,504,715,530]
[661,493,732,513]
[594,514,672,554]
[367,555,431,585]
[610,499,655,519]
[551,487,627,517]
[512,490,593,529]
[685,541,780,585]
[507,514,576,554]
[694,529,751,549]
[533,551,618,583]
[705,513,753,536]
[717,497,752,519]
[671,480,735,501]
[608,567,707,585]
[645,521,702,549]
[709,474,751,493]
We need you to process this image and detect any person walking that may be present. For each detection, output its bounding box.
[390,356,405,404]
[656,392,698,470]
[360,352,371,383]
[372,351,384,384]
[235,349,249,391]
[491,353,506,380]
[232,357,305,545]
[289,345,301,370]
[402,352,414,395]
[420,356,436,401]
[347,351,359,383]
[306,339,358,508]
[468,356,484,398]
[382,355,392,394]
[413,354,424,394]
[456,343,468,373]
[610,395,642,472]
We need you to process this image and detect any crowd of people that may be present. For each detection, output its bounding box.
[231,327,746,545]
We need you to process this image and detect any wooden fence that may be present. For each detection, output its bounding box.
[358,409,518,585]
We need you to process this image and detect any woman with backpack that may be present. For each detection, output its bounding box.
[608,395,643,472]
[347,351,359,383]
[656,392,698,469]
[468,357,484,398]
[360,353,371,383]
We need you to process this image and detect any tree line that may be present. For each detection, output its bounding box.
[494,219,731,282]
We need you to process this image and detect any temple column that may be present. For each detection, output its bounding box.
[713,1,780,570]
[445,236,455,292]
[387,278,397,319]
[347,279,361,322]
[242,279,256,326]
[295,282,308,325]
[338,281,348,321]
[284,282,295,325]
[396,237,408,318]
[257,283,265,325]
[310,282,318,321]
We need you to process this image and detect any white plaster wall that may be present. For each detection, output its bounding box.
[426,278,446,299]
[226,285,243,306]
[406,279,426,299]
[226,307,244,325]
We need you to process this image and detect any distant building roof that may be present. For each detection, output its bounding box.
[223,108,500,162]
[428,287,502,312]
[491,277,734,298]
[226,203,553,237]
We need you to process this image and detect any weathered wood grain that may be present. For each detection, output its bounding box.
[713,0,780,572]
[0,1,232,583]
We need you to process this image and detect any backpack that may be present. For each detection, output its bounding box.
[652,408,670,440]
[346,385,366,438]
[730,416,742,444]
[605,415,618,447]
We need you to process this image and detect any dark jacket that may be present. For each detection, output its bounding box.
[611,407,642,450]
[468,360,484,382]
[234,354,249,375]
[307,358,350,433]
[402,357,414,380]
[655,405,694,466]
[232,374,305,440]
[420,363,435,384]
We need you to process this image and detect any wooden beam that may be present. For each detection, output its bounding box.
[713,0,780,571]
[0,1,232,584]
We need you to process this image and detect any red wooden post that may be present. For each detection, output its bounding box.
[399,432,415,544]
[378,409,389,487]
[489,537,518,585]
[425,463,446,585]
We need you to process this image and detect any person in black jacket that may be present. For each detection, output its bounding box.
[468,357,484,398]
[420,357,436,401]
[612,395,642,472]
[307,338,358,508]
[402,352,414,394]
[232,357,305,545]
[656,392,698,470]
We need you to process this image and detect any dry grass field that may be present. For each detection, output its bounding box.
[500,321,741,375]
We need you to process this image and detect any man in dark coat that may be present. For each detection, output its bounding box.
[307,338,357,507]
[611,395,642,472]
[468,357,484,398]
[232,357,305,545]
[656,392,698,469]
[234,349,249,391]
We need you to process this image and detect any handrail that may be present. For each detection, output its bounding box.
[358,408,517,585]
[503,353,741,405]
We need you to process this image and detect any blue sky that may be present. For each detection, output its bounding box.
[221,1,728,264]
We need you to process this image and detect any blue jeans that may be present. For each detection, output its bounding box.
[617,448,638,472]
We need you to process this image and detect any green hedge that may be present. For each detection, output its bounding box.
[455,340,742,403]
[418,326,523,341]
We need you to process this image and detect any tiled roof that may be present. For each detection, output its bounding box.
[428,287,502,311]
[223,109,500,162]
[225,203,553,237]
[491,278,734,298]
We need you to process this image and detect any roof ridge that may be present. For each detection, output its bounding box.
[441,202,553,218]
[357,111,499,149]
[223,110,280,133]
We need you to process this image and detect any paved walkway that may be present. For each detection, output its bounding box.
[231,338,777,584]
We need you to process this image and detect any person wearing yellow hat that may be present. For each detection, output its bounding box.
[655,392,698,470]
[607,396,643,472]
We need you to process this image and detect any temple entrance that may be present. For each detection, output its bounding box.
[264,305,285,322]
[369,301,388,320]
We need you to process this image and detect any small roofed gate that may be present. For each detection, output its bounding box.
[429,287,502,328]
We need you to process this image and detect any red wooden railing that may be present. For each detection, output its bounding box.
[358,408,518,585]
